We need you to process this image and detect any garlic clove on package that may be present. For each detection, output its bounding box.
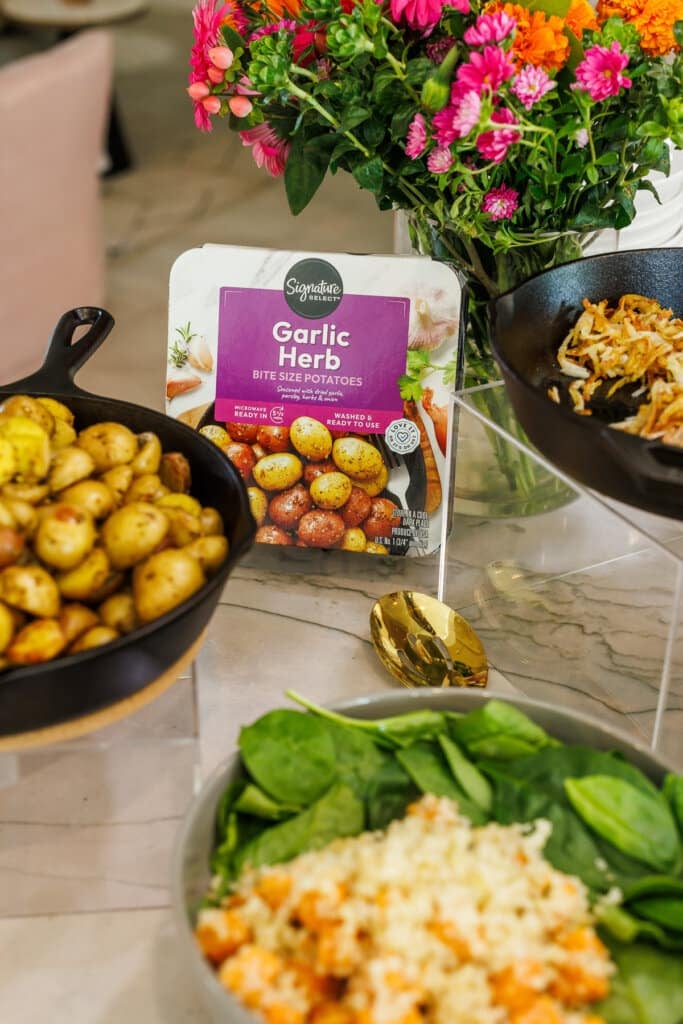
[408,294,458,352]
[187,334,214,373]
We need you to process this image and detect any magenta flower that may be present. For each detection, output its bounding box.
[433,90,481,145]
[464,11,516,46]
[250,19,296,43]
[511,65,556,110]
[443,0,469,11]
[405,113,428,159]
[571,41,632,102]
[456,45,515,95]
[390,0,443,32]
[482,185,519,220]
[426,35,456,63]
[476,107,520,163]
[189,0,246,131]
[239,123,291,177]
[427,146,454,173]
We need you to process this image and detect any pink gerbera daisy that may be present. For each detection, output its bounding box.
[432,90,481,145]
[427,146,454,173]
[476,107,520,163]
[239,122,291,176]
[482,184,519,220]
[571,41,632,102]
[405,113,428,159]
[464,11,516,46]
[189,0,246,131]
[511,65,556,109]
[390,0,443,32]
[456,45,515,94]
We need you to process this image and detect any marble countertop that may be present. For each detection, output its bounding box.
[1,415,681,1022]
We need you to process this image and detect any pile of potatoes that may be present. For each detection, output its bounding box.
[0,394,228,669]
[200,415,399,553]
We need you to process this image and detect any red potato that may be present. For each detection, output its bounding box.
[225,422,258,444]
[0,526,24,567]
[339,487,372,528]
[268,484,312,530]
[256,426,291,453]
[362,497,400,542]
[302,458,336,485]
[297,509,345,549]
[255,524,294,546]
[225,442,256,482]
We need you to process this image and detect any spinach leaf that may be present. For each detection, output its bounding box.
[233,783,364,873]
[597,938,683,1024]
[597,904,683,951]
[623,876,683,901]
[215,777,246,839]
[239,709,336,805]
[365,756,419,831]
[450,700,558,759]
[285,690,448,748]
[233,783,302,820]
[565,775,682,874]
[664,774,683,833]
[322,718,391,801]
[629,896,683,933]
[437,733,493,813]
[211,810,269,881]
[396,741,487,825]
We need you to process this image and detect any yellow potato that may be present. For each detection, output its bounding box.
[1,481,49,505]
[133,549,206,624]
[7,618,66,664]
[247,486,268,526]
[289,417,333,461]
[59,480,115,520]
[0,564,61,617]
[332,437,384,481]
[0,438,16,486]
[76,422,138,472]
[0,500,15,528]
[50,419,77,450]
[352,463,389,498]
[252,452,303,492]
[59,603,100,645]
[183,535,229,575]
[3,498,37,536]
[163,507,203,547]
[1,395,55,435]
[124,473,169,505]
[309,471,352,510]
[131,432,162,476]
[199,424,231,450]
[100,464,134,506]
[340,527,367,552]
[34,503,96,570]
[365,541,389,555]
[0,601,15,653]
[56,547,123,603]
[69,625,120,653]
[156,492,202,518]
[98,591,137,635]
[36,396,75,425]
[0,416,51,482]
[200,506,224,536]
[101,502,169,570]
[49,445,96,494]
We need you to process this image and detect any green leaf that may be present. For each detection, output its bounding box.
[597,939,683,1024]
[341,106,371,130]
[396,741,487,824]
[675,20,683,47]
[664,773,683,833]
[239,709,336,805]
[398,373,424,402]
[219,24,246,51]
[451,700,557,760]
[232,783,302,820]
[630,896,683,933]
[437,734,493,812]
[284,134,336,215]
[352,155,384,194]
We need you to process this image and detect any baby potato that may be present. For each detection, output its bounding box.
[352,463,389,498]
[131,432,162,476]
[49,445,96,494]
[253,452,303,492]
[56,547,122,603]
[290,417,332,462]
[60,480,115,520]
[163,506,203,547]
[340,486,372,527]
[365,541,389,555]
[70,625,120,653]
[101,464,134,506]
[156,492,202,518]
[340,528,367,552]
[183,535,229,575]
[159,452,191,494]
[332,437,383,481]
[0,416,51,482]
[200,506,224,536]
[2,481,49,505]
[254,524,294,546]
[225,442,256,482]
[1,395,55,435]
[59,603,100,645]
[226,422,258,444]
[0,601,15,653]
[362,497,400,543]
[132,549,206,624]
[0,564,61,617]
[309,471,352,510]
[76,422,138,472]
[7,618,66,664]
[255,425,290,453]
[0,526,24,568]
[199,424,231,451]
[297,509,345,548]
[36,396,74,425]
[124,473,169,505]
[50,419,77,450]
[34,504,96,570]
[247,486,268,526]
[98,591,137,635]
[302,458,336,485]
[268,484,312,530]
[101,502,169,570]
[0,438,16,486]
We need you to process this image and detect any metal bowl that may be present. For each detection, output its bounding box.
[171,688,674,1023]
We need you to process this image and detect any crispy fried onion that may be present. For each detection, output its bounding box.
[557,294,683,445]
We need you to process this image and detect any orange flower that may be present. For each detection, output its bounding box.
[486,3,571,70]
[596,0,645,20]
[632,0,683,55]
[565,0,599,36]
[255,0,301,18]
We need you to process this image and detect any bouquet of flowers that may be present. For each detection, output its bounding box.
[188,0,682,512]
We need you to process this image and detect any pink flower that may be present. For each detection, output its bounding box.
[511,65,556,109]
[571,41,632,102]
[476,107,520,163]
[293,23,323,66]
[426,35,456,63]
[250,20,296,43]
[427,146,453,173]
[390,0,443,32]
[443,0,469,11]
[482,185,519,220]
[432,90,481,145]
[456,45,515,94]
[574,127,589,148]
[405,113,428,158]
[464,11,516,46]
[189,0,245,131]
[239,122,290,176]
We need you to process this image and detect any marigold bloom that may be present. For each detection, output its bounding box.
[427,146,454,173]
[596,0,645,20]
[632,0,682,56]
[433,91,482,145]
[405,113,428,158]
[482,184,519,219]
[240,122,291,176]
[572,41,632,101]
[486,3,571,71]
[456,45,516,93]
[464,11,516,45]
[390,0,444,31]
[565,0,599,37]
[511,64,556,109]
[476,107,521,163]
[254,0,301,20]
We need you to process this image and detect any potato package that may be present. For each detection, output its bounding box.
[167,245,462,557]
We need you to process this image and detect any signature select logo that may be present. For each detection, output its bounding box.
[284,258,344,319]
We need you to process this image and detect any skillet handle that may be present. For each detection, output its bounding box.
[600,428,683,494]
[3,307,115,395]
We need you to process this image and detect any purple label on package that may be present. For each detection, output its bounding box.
[215,287,409,432]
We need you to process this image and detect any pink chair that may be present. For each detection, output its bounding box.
[0,30,113,385]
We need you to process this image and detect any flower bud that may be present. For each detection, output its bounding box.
[208,45,234,70]
[421,44,459,113]
[187,81,210,100]
[207,65,225,84]
[228,95,253,118]
[201,95,222,114]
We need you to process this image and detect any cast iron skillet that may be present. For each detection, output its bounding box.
[489,247,683,519]
[0,307,255,737]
